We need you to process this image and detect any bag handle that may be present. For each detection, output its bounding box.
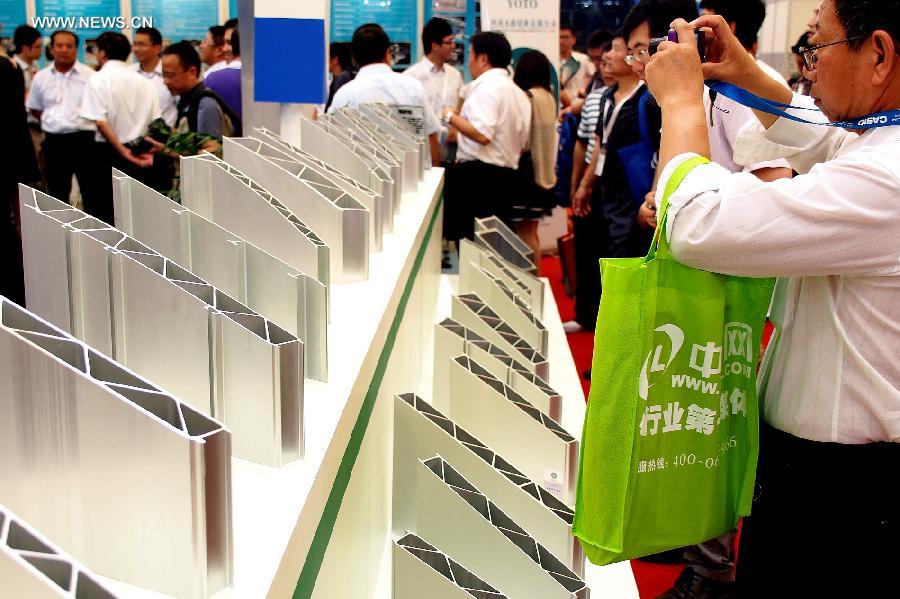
[647,156,710,261]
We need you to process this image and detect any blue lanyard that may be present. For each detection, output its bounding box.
[706,80,900,129]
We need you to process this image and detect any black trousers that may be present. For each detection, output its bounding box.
[572,183,652,328]
[444,160,519,243]
[737,422,899,596]
[42,131,107,209]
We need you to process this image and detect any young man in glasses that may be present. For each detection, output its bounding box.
[646,0,900,594]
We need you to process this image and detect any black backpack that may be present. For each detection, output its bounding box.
[181,86,242,137]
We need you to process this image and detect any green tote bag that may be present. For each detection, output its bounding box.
[572,156,775,565]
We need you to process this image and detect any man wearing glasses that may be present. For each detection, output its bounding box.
[405,17,463,164]
[646,0,900,593]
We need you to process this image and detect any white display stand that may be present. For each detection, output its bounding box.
[100,167,637,598]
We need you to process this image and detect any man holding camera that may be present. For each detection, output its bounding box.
[646,1,900,594]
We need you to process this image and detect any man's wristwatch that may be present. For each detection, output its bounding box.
[442,110,453,126]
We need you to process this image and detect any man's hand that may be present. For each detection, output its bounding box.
[572,185,592,218]
[690,14,761,87]
[119,145,153,168]
[644,19,705,109]
[143,136,166,154]
[637,191,657,229]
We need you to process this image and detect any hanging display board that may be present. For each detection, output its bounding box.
[330,0,417,67]
[0,0,26,42]
[132,0,219,42]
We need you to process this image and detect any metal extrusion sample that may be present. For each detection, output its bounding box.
[416,456,589,599]
[434,318,561,422]
[223,137,370,283]
[179,152,331,292]
[358,104,426,179]
[474,216,536,274]
[451,293,549,382]
[393,532,506,599]
[0,298,232,598]
[394,395,584,576]
[458,263,549,355]
[297,116,397,215]
[315,114,403,215]
[334,108,418,193]
[253,127,392,240]
[112,171,328,382]
[459,239,544,316]
[19,187,305,467]
[0,504,118,599]
[447,355,579,507]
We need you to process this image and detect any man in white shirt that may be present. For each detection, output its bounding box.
[80,31,160,224]
[12,25,41,93]
[559,24,595,108]
[404,17,463,163]
[440,31,531,242]
[328,23,441,164]
[647,5,900,594]
[131,26,176,127]
[26,30,101,206]
[200,26,228,80]
[699,0,790,88]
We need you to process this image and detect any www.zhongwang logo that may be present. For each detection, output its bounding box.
[638,322,755,401]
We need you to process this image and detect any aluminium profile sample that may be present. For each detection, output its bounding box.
[474,216,537,275]
[459,239,544,316]
[180,152,330,293]
[301,116,400,217]
[112,170,328,382]
[253,126,392,239]
[358,104,427,178]
[0,298,232,598]
[393,532,506,599]
[434,318,561,422]
[317,114,404,215]
[458,263,549,355]
[448,355,579,507]
[334,107,419,192]
[450,293,549,382]
[19,187,304,467]
[223,137,370,283]
[0,503,118,599]
[394,395,584,576]
[416,456,589,599]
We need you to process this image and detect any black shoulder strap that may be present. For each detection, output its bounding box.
[187,88,243,137]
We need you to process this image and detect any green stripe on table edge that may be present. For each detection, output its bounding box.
[293,193,443,598]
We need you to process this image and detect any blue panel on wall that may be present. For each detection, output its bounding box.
[229,0,238,20]
[0,0,27,42]
[132,0,219,42]
[331,0,417,66]
[34,0,122,62]
[254,18,326,104]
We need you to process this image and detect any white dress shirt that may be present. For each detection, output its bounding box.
[560,51,595,100]
[226,59,242,70]
[457,68,531,169]
[404,56,463,121]
[202,60,228,80]
[27,62,96,134]
[328,63,439,135]
[756,58,791,89]
[131,60,177,127]
[80,59,160,143]
[659,92,900,444]
[704,88,790,173]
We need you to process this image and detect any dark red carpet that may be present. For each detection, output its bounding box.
[542,255,684,598]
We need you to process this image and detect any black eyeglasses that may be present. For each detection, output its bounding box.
[798,34,867,71]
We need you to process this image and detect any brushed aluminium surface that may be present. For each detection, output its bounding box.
[458,263,549,355]
[112,171,328,382]
[19,187,304,467]
[474,216,536,275]
[434,318,560,422]
[0,298,232,598]
[393,532,506,599]
[252,127,391,244]
[450,293,549,382]
[459,239,544,316]
[394,395,584,576]
[333,108,418,193]
[303,116,399,217]
[315,114,403,216]
[358,104,427,177]
[416,456,589,599]
[223,137,370,283]
[447,355,579,507]
[179,152,331,292]
[0,504,118,599]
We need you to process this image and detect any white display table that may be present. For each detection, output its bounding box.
[101,168,638,598]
